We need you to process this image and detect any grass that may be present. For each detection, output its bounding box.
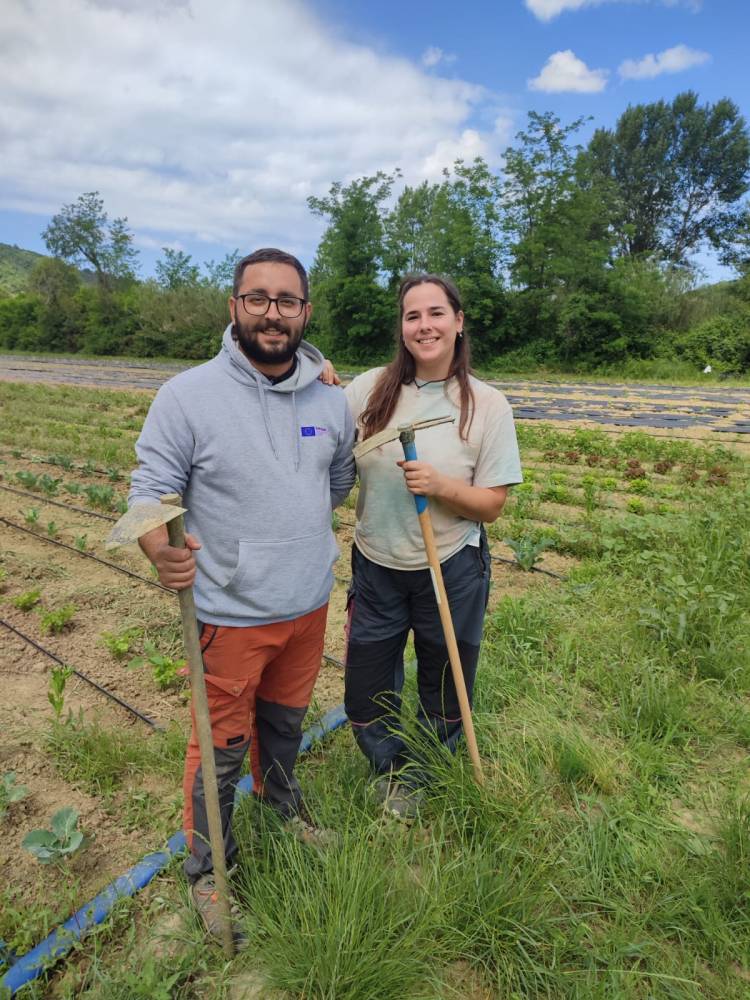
[45,715,185,798]
[1,378,749,997]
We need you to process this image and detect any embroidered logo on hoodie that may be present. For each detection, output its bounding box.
[300,426,329,437]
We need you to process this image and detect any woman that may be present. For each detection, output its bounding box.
[344,274,522,816]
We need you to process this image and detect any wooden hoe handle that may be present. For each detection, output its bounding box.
[398,431,484,785]
[161,494,235,958]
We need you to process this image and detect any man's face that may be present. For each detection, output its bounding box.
[229,261,311,368]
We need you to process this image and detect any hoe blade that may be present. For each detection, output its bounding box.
[105,502,186,550]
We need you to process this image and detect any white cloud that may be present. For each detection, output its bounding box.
[618,43,710,79]
[421,46,457,68]
[525,0,702,21]
[528,50,608,92]
[0,0,498,261]
[525,0,594,20]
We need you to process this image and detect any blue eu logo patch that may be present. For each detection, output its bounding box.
[300,426,316,437]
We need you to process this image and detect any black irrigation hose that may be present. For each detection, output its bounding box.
[1,516,349,675]
[0,483,118,522]
[0,618,163,731]
[0,516,173,593]
[490,554,566,581]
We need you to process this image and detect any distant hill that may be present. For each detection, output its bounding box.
[0,243,97,296]
[0,242,46,295]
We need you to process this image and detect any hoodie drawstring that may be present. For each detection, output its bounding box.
[258,382,280,461]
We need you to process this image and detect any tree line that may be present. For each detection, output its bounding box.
[2,91,750,374]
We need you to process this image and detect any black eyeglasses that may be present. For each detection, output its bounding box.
[235,293,306,319]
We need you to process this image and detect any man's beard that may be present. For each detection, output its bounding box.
[233,316,305,366]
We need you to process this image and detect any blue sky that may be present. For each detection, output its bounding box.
[1,0,747,281]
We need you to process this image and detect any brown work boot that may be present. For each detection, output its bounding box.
[286,805,340,850]
[374,777,424,821]
[190,874,247,948]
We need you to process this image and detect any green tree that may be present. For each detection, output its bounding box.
[308,173,395,362]
[502,112,615,358]
[383,160,508,362]
[155,248,199,289]
[203,250,241,291]
[589,92,750,266]
[28,257,82,352]
[42,191,139,289]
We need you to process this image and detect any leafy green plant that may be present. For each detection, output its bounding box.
[39,604,76,635]
[503,535,555,571]
[48,453,73,470]
[581,476,599,514]
[83,483,114,509]
[627,477,651,495]
[540,482,573,505]
[129,641,186,690]
[74,534,88,551]
[101,628,139,660]
[48,664,73,718]
[626,497,646,515]
[511,481,538,519]
[38,474,61,496]
[46,520,58,538]
[0,568,6,593]
[12,588,41,611]
[22,807,85,864]
[0,772,29,822]
[64,481,83,496]
[331,511,340,531]
[23,506,40,526]
[15,470,40,489]
[106,466,123,482]
[114,497,128,514]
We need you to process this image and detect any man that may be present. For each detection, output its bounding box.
[129,247,355,941]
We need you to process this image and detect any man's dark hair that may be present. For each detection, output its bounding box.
[232,248,309,299]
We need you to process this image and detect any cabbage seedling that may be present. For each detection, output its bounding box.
[0,773,29,822]
[22,807,85,864]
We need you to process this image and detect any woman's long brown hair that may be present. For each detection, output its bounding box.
[359,274,475,441]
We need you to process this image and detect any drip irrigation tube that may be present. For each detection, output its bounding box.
[0,704,348,996]
[0,482,118,521]
[490,554,566,581]
[0,619,162,730]
[0,516,173,592]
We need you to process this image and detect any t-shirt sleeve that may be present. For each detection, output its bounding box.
[344,368,383,426]
[473,390,523,488]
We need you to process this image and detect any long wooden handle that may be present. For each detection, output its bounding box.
[399,432,484,785]
[161,494,235,958]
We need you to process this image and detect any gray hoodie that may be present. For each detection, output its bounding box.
[129,326,356,626]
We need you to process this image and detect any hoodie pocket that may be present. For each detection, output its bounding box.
[223,528,339,619]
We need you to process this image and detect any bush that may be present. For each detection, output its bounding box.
[671,309,750,374]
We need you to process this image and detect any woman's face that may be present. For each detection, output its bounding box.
[401,282,463,379]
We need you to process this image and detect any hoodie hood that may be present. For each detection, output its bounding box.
[219,324,324,392]
[217,324,325,469]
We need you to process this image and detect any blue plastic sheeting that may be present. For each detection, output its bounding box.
[1,704,348,995]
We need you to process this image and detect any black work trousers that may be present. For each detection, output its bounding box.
[344,534,491,782]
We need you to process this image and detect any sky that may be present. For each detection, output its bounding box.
[1,0,748,281]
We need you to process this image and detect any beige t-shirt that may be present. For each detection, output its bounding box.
[344,369,522,570]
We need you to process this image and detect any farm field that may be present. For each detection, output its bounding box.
[0,370,749,999]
